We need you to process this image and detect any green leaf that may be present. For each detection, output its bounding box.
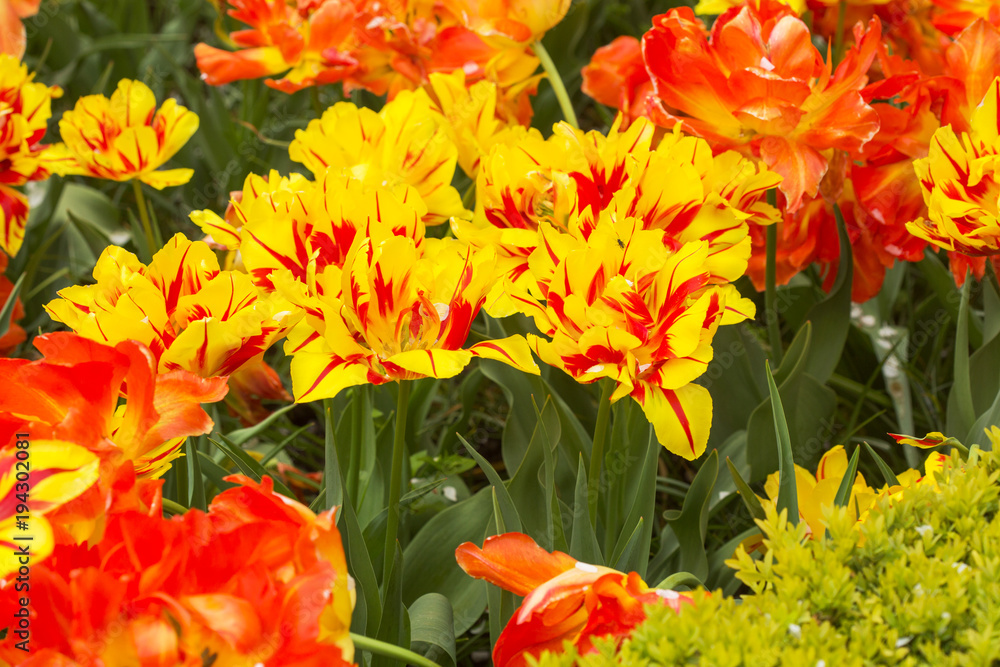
[409,593,456,667]
[664,450,719,581]
[507,396,562,549]
[225,404,296,446]
[323,399,343,511]
[458,434,522,533]
[610,518,645,573]
[864,442,900,487]
[801,205,853,384]
[948,275,976,437]
[402,490,492,636]
[187,436,207,512]
[766,361,798,525]
[832,446,861,508]
[374,544,409,667]
[703,324,768,449]
[654,571,705,591]
[726,457,766,522]
[965,389,1000,450]
[569,454,602,565]
[195,451,238,495]
[607,430,659,578]
[0,273,24,340]
[338,486,382,636]
[208,435,295,498]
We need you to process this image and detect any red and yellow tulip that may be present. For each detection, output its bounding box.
[0,54,62,256]
[49,79,198,189]
[514,215,755,459]
[288,92,468,226]
[456,532,694,667]
[0,476,355,666]
[281,228,538,402]
[46,233,295,379]
[910,77,1000,258]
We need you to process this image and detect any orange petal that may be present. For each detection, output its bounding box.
[455,532,578,596]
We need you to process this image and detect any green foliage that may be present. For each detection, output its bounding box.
[536,450,1000,666]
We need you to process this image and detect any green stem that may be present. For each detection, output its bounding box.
[383,380,411,586]
[832,0,848,66]
[765,190,783,366]
[161,498,187,515]
[351,633,441,667]
[533,40,579,129]
[133,179,159,255]
[588,379,614,526]
[324,398,338,510]
[347,386,368,502]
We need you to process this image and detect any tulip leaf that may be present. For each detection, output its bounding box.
[323,399,343,511]
[726,457,766,523]
[409,593,457,667]
[507,396,562,549]
[459,434,522,533]
[965,388,1000,450]
[195,451,238,495]
[403,490,492,636]
[654,571,705,591]
[209,434,296,499]
[864,442,900,487]
[947,275,977,437]
[766,361,798,526]
[224,404,296,446]
[186,436,207,512]
[608,430,659,578]
[833,445,861,508]
[665,450,719,581]
[374,544,409,667]
[337,482,382,636]
[0,273,24,341]
[610,517,645,573]
[801,204,853,384]
[703,324,768,449]
[570,454,603,565]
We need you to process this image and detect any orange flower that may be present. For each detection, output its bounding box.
[0,0,40,58]
[581,36,656,127]
[641,0,881,212]
[0,476,355,666]
[0,333,227,544]
[195,0,358,93]
[446,0,571,43]
[930,0,1000,35]
[456,533,694,667]
[0,54,62,256]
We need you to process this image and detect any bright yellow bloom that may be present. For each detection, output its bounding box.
[50,79,199,188]
[288,91,467,226]
[424,70,534,179]
[280,227,538,402]
[461,116,777,303]
[761,446,875,539]
[911,76,1000,257]
[0,54,63,256]
[45,233,294,378]
[513,214,756,459]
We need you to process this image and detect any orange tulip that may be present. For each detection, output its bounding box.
[0,476,355,666]
[456,533,694,667]
[0,0,40,58]
[641,0,881,212]
[0,333,227,545]
[195,0,358,93]
[581,36,656,127]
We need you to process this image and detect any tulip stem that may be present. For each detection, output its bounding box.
[832,0,847,66]
[384,380,411,586]
[132,179,159,255]
[534,40,579,130]
[588,379,614,527]
[765,190,783,367]
[351,633,441,667]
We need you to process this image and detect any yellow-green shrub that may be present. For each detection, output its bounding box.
[537,450,1000,666]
